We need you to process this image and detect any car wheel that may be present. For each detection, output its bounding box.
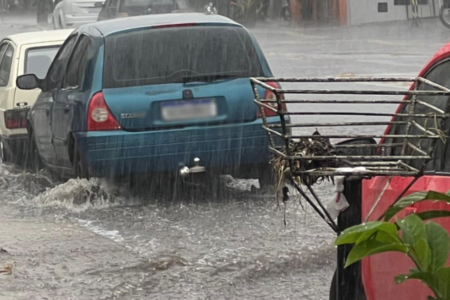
[26,131,43,173]
[257,163,275,192]
[0,137,9,163]
[73,144,89,179]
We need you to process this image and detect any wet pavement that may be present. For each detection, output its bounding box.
[0,15,450,300]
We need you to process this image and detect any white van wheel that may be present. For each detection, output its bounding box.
[0,138,8,163]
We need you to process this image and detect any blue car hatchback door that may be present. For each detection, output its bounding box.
[16,13,286,185]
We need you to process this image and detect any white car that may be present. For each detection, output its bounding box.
[52,0,105,29]
[0,29,73,163]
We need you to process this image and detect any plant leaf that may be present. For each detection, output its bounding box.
[336,222,398,246]
[437,267,450,299]
[425,222,450,273]
[413,238,431,271]
[416,210,450,221]
[394,271,439,294]
[384,191,450,221]
[345,240,408,268]
[398,214,426,246]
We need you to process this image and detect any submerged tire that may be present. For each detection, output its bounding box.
[73,143,89,179]
[0,137,9,163]
[26,131,44,173]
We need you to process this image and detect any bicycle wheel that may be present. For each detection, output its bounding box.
[440,4,450,29]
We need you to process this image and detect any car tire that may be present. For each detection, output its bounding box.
[0,137,9,163]
[26,131,44,173]
[257,163,275,191]
[73,143,89,179]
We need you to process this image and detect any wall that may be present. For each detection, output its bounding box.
[347,0,440,25]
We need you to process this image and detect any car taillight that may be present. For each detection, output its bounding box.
[5,109,28,129]
[257,82,287,118]
[87,92,121,131]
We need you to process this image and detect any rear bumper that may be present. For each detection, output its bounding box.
[73,117,285,177]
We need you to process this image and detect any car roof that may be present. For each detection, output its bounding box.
[418,43,450,77]
[5,29,74,46]
[91,13,240,36]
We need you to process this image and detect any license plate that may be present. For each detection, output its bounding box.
[161,99,217,121]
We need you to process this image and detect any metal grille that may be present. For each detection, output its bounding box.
[251,77,450,181]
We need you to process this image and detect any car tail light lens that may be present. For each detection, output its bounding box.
[5,109,28,129]
[257,82,287,118]
[87,92,121,131]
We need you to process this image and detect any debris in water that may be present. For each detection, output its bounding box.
[0,263,13,275]
[271,129,336,196]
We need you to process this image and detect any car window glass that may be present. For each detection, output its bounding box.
[103,26,264,88]
[46,34,77,90]
[0,44,14,87]
[386,60,450,172]
[25,46,60,79]
[64,35,90,89]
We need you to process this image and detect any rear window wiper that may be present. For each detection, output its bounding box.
[182,73,240,83]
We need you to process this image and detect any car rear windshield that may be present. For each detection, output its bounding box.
[103,25,265,88]
[25,46,60,79]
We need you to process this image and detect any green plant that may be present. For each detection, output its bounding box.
[335,191,450,300]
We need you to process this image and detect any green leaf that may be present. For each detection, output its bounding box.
[425,222,450,273]
[384,191,450,221]
[398,214,426,246]
[427,296,437,300]
[417,211,450,221]
[394,271,439,294]
[336,221,398,246]
[345,240,409,268]
[437,267,450,299]
[413,238,431,271]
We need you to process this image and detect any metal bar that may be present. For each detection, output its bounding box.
[334,143,404,148]
[417,77,450,92]
[416,100,446,114]
[290,179,339,233]
[254,100,278,113]
[268,146,288,159]
[252,77,418,83]
[251,79,276,92]
[291,170,419,176]
[307,185,339,231]
[285,134,439,139]
[411,120,440,136]
[262,126,283,137]
[276,90,450,96]
[284,155,430,160]
[406,142,428,155]
[259,99,412,104]
[251,81,275,148]
[268,121,408,128]
[401,83,418,155]
[282,111,448,118]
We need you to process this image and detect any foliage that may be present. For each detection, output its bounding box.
[335,190,450,300]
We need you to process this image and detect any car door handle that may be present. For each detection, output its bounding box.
[64,104,70,113]
[46,106,51,115]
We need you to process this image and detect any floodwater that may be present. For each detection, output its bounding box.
[0,15,449,300]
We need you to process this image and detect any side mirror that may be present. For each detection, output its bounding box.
[94,1,103,7]
[16,74,41,90]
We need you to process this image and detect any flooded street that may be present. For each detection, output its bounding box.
[0,17,449,300]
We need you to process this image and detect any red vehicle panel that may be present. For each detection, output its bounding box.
[362,176,450,300]
[360,41,450,300]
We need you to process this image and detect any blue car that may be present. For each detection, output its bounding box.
[16,13,286,185]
